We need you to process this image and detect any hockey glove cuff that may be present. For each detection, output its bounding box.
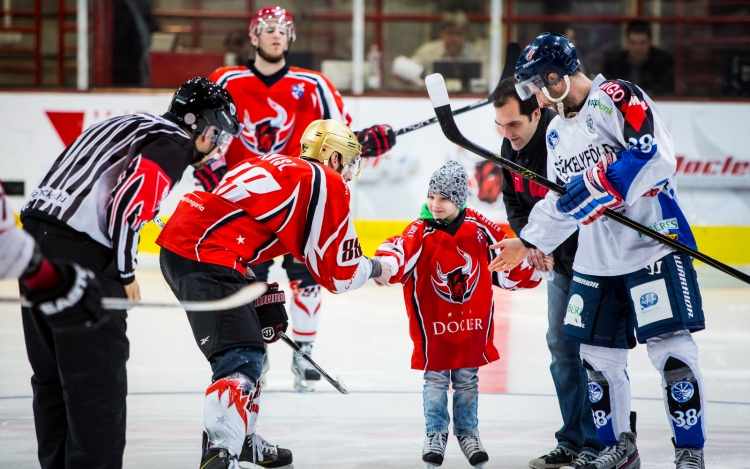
[556,166,623,225]
[24,260,106,330]
[254,282,288,344]
[194,157,228,192]
[357,124,396,157]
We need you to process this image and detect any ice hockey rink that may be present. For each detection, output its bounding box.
[0,260,748,469]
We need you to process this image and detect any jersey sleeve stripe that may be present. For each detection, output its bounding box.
[194,209,245,262]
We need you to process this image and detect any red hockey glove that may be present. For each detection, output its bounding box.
[194,157,228,192]
[253,282,288,344]
[24,259,106,330]
[357,124,396,157]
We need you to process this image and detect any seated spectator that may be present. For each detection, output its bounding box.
[602,20,674,96]
[392,11,487,88]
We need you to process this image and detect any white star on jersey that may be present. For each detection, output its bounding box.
[237,235,245,244]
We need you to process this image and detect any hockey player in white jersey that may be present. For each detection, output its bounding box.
[491,33,706,469]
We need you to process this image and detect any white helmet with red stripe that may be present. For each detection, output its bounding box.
[249,6,296,43]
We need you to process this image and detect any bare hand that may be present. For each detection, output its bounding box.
[526,248,549,272]
[543,253,555,272]
[374,259,393,286]
[489,238,530,272]
[124,279,141,309]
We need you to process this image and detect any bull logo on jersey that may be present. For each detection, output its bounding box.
[431,248,480,304]
[241,98,295,155]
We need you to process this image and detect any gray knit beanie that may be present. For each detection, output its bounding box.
[427,160,468,208]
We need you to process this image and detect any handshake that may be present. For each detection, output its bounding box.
[369,258,393,286]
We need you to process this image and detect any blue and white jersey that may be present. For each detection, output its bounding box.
[521,74,696,276]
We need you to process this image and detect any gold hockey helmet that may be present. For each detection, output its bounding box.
[299,119,363,179]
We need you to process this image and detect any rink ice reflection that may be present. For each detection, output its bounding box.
[1,266,749,468]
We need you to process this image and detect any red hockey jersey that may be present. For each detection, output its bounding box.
[209,63,351,170]
[375,207,544,371]
[156,154,371,294]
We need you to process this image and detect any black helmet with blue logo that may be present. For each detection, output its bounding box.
[514,33,580,102]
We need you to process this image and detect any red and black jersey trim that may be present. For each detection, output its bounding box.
[301,161,323,254]
[409,268,429,370]
[194,209,245,262]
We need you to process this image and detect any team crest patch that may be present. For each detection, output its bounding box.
[640,292,658,309]
[586,114,595,134]
[547,129,560,149]
[588,382,604,403]
[431,248,480,304]
[671,381,695,403]
[292,83,305,99]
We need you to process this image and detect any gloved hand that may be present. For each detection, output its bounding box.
[356,124,396,157]
[24,260,106,330]
[194,157,227,192]
[253,282,288,344]
[556,152,622,225]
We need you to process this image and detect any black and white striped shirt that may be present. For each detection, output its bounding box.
[22,113,194,284]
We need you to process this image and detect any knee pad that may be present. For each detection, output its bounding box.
[580,345,631,446]
[204,372,260,457]
[289,280,322,341]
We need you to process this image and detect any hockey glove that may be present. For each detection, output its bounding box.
[194,157,227,192]
[556,162,623,225]
[254,282,288,344]
[24,260,106,330]
[357,124,396,157]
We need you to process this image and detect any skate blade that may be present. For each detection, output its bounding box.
[425,464,441,469]
[238,461,294,469]
[293,375,316,393]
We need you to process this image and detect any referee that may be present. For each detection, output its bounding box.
[19,77,242,468]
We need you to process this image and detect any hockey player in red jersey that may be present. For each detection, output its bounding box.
[156,119,391,469]
[197,5,398,392]
[373,161,552,469]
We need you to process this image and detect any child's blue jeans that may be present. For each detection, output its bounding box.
[423,368,479,436]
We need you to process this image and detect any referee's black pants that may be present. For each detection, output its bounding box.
[20,217,129,469]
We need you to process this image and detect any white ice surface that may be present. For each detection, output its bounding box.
[1,262,749,468]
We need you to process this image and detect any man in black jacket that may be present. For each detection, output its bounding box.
[493,78,603,469]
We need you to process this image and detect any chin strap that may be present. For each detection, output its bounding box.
[191,134,217,166]
[542,75,571,118]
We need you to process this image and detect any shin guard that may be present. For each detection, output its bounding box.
[204,372,259,457]
[580,345,632,447]
[647,331,706,448]
[289,280,322,342]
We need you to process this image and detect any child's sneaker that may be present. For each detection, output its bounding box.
[530,446,574,468]
[422,433,448,468]
[457,435,489,468]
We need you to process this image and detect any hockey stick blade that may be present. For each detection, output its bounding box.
[278,331,350,394]
[1,282,268,312]
[394,43,520,137]
[425,73,750,286]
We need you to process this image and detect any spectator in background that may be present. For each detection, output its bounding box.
[602,20,674,96]
[392,11,487,86]
[113,0,156,86]
[224,30,253,66]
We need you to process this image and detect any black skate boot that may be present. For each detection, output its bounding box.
[200,431,238,469]
[580,432,639,469]
[291,341,320,392]
[457,435,489,468]
[529,446,575,468]
[422,432,448,468]
[239,433,293,468]
[673,438,704,469]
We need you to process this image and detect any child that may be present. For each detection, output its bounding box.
[373,161,553,469]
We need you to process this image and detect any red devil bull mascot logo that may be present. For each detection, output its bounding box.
[431,248,480,304]
[240,97,295,154]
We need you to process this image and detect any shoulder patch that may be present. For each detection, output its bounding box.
[547,129,560,149]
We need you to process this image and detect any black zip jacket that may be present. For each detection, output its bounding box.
[500,108,578,278]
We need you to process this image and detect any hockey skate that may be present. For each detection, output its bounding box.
[200,432,240,469]
[529,446,574,468]
[580,432,639,469]
[239,433,293,468]
[291,342,320,392]
[457,435,489,468]
[561,452,597,469]
[422,432,448,468]
[673,438,704,469]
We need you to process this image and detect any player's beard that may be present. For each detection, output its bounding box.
[256,44,287,64]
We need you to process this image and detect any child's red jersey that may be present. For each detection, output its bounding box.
[209,63,351,170]
[375,208,544,371]
[156,155,371,294]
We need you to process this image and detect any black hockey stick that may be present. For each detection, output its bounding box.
[0,283,267,311]
[425,73,750,286]
[278,331,350,394]
[394,42,521,137]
